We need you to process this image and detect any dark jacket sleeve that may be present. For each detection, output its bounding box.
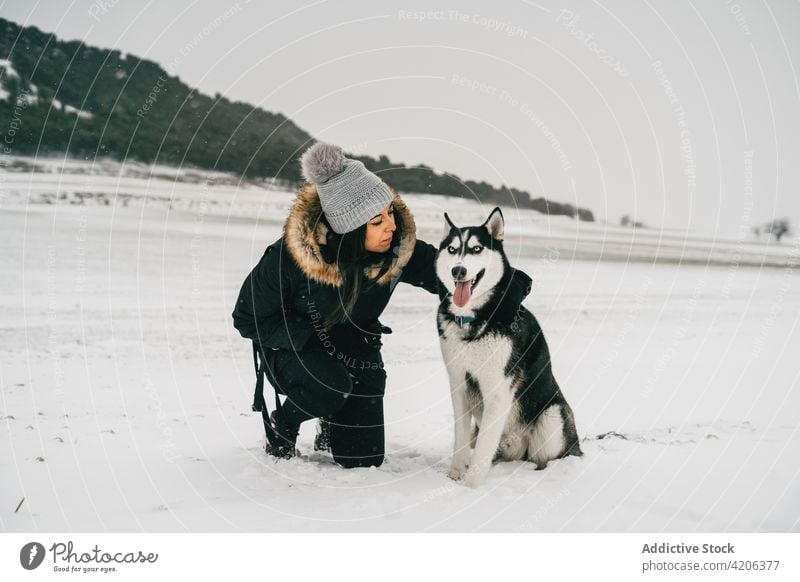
[493,267,534,321]
[508,268,533,303]
[231,238,317,350]
[399,239,440,295]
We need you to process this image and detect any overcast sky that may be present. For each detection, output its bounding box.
[3,0,800,236]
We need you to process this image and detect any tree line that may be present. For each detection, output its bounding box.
[0,17,594,221]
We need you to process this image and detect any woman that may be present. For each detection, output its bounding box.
[232,142,440,468]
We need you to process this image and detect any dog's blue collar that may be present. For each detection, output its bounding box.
[454,314,476,327]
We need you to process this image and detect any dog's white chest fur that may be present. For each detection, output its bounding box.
[438,318,513,391]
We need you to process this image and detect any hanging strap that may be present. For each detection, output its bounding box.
[251,341,282,446]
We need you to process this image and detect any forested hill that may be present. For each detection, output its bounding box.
[0,18,593,221]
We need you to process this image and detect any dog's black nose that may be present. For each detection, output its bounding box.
[451,265,467,280]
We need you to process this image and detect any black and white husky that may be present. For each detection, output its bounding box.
[436,207,582,487]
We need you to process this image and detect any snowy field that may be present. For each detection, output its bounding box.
[1,159,799,532]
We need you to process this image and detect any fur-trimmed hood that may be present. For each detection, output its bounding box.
[283,183,417,287]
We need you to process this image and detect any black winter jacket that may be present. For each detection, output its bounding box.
[232,185,439,356]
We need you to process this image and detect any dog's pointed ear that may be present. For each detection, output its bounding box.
[483,207,504,240]
[443,212,457,239]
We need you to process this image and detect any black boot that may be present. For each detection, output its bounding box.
[314,417,332,452]
[266,409,299,459]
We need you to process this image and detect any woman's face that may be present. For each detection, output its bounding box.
[364,203,396,252]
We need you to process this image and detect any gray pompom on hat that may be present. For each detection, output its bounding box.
[300,142,393,234]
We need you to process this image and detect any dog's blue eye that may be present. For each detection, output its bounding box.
[472,246,482,253]
[447,246,457,254]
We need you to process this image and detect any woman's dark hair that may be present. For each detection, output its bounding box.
[319,204,404,329]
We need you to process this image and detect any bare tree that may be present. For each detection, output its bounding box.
[620,214,645,229]
[757,218,792,243]
[768,218,790,243]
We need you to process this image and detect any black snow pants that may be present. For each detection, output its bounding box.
[263,347,387,468]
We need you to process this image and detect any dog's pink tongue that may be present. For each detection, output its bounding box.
[453,280,471,308]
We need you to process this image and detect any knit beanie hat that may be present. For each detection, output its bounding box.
[300,142,394,234]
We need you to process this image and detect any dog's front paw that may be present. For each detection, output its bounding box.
[447,466,466,481]
[463,470,486,489]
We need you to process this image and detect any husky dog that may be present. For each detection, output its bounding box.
[436,207,582,487]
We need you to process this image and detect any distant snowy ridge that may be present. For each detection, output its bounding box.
[2,155,797,268]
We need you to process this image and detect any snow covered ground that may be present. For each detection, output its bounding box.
[1,158,799,532]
